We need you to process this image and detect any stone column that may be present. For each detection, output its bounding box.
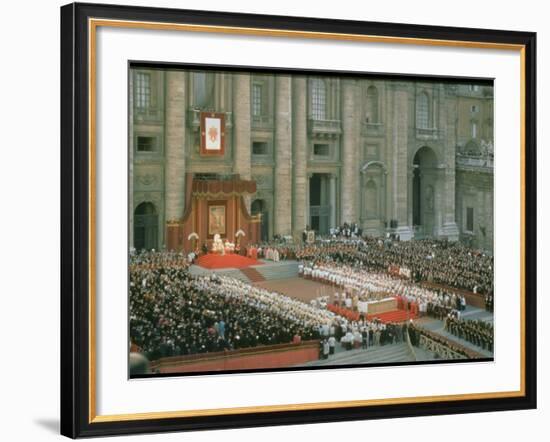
[392,87,413,239]
[274,75,293,236]
[164,71,187,250]
[341,79,360,224]
[329,174,337,229]
[292,76,308,236]
[306,173,313,229]
[382,169,388,227]
[232,73,252,210]
[165,71,187,221]
[407,168,414,229]
[440,90,459,240]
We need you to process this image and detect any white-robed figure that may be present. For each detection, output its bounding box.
[224,239,235,254]
[211,233,225,255]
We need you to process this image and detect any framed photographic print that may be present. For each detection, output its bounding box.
[60,2,537,438]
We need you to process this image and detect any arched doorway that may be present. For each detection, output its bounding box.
[412,146,437,237]
[360,161,386,235]
[134,202,158,250]
[251,199,269,242]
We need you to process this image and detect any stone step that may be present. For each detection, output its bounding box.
[304,342,414,367]
[254,262,299,281]
[239,267,266,282]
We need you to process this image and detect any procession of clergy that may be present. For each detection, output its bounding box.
[129,229,493,366]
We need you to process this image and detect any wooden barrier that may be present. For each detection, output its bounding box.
[413,326,486,359]
[151,340,320,373]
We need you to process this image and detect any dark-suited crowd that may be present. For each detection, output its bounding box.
[408,322,481,359]
[444,314,494,352]
[130,265,329,361]
[129,251,421,362]
[130,249,190,269]
[328,222,363,238]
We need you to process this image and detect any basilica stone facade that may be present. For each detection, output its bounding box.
[130,68,494,253]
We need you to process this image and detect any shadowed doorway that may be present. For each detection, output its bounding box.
[134,202,159,250]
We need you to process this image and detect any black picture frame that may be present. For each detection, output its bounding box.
[61,2,537,438]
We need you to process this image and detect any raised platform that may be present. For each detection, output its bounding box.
[366,309,417,323]
[195,253,263,269]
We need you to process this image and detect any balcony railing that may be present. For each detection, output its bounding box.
[415,127,440,139]
[361,121,385,137]
[186,109,233,130]
[252,115,274,129]
[456,154,494,171]
[134,107,163,123]
[307,118,342,137]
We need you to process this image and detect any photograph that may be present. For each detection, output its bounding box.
[58,2,537,436]
[128,66,495,377]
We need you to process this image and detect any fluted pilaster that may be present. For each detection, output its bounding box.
[292,76,308,235]
[233,73,251,180]
[341,79,360,223]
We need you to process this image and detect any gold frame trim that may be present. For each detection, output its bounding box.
[88,18,527,424]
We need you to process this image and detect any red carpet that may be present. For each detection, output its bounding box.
[367,309,417,323]
[196,253,263,269]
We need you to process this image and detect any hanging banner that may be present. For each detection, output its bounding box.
[200,112,225,156]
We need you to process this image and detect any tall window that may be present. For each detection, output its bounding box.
[366,86,379,123]
[252,83,262,117]
[416,92,429,129]
[311,78,326,120]
[135,72,151,109]
[194,72,214,108]
[472,121,478,138]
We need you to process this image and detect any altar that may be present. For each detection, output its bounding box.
[357,297,397,315]
[165,174,261,252]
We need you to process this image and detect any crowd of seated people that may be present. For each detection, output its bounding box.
[129,230,493,364]
[129,249,190,269]
[293,236,493,295]
[444,313,494,352]
[130,253,418,362]
[130,265,337,361]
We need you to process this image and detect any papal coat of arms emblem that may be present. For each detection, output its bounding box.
[208,125,218,142]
